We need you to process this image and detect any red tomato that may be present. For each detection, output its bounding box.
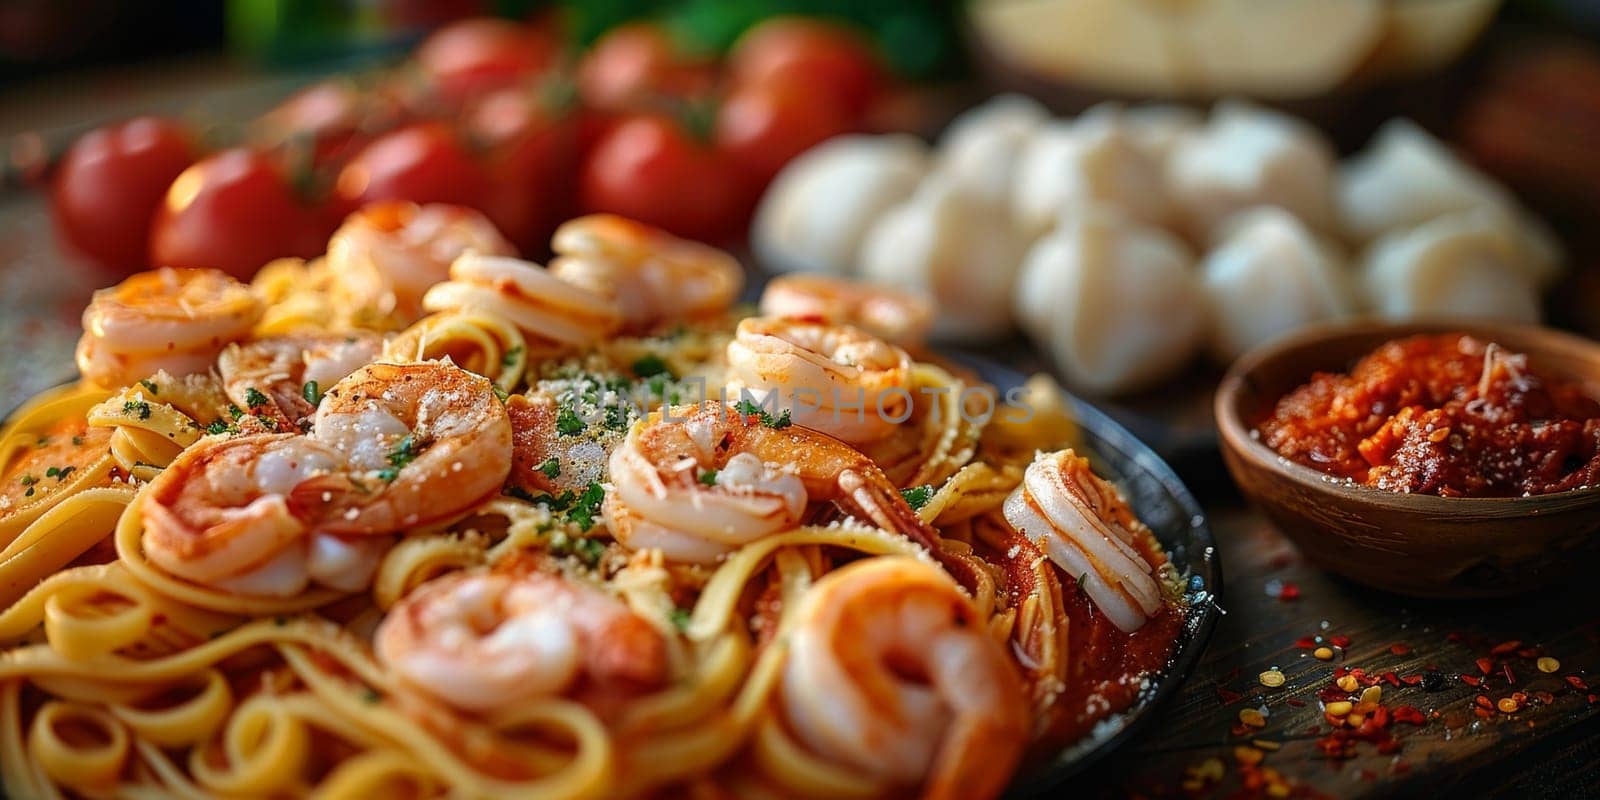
[335,122,493,222]
[580,114,744,242]
[149,149,330,280]
[467,88,581,252]
[416,18,558,105]
[577,23,716,111]
[52,117,197,272]
[728,17,885,119]
[715,76,853,188]
[254,80,394,169]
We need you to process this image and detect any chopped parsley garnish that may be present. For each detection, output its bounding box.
[43,466,74,481]
[504,485,538,503]
[227,404,245,420]
[733,399,792,429]
[568,482,605,531]
[900,485,935,511]
[492,385,510,403]
[548,530,605,567]
[361,688,382,704]
[205,420,236,436]
[70,435,83,447]
[245,388,269,409]
[302,381,321,406]
[34,436,49,448]
[699,469,719,486]
[631,354,671,378]
[603,404,629,432]
[501,345,524,368]
[139,379,159,395]
[669,607,692,631]
[573,537,605,567]
[555,407,586,436]
[538,457,561,479]
[387,435,419,468]
[374,435,419,482]
[18,475,37,486]
[122,400,152,420]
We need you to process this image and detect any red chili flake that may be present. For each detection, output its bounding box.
[1475,707,1493,719]
[1461,674,1482,687]
[1589,694,1598,704]
[1216,686,1244,704]
[1476,657,1494,675]
[1566,675,1590,691]
[1287,698,1307,707]
[1475,695,1494,710]
[1503,664,1517,685]
[1391,706,1426,725]
[1294,636,1318,649]
[1319,685,1351,702]
[1371,706,1391,728]
[1277,582,1301,601]
[1383,671,1401,687]
[1230,723,1252,736]
[1512,692,1529,704]
[1447,632,1465,642]
[1331,635,1352,648]
[1401,675,1423,686]
[1377,739,1401,755]
[1518,648,1539,660]
[1333,666,1348,678]
[1490,640,1523,656]
[1390,643,1412,656]
[1363,673,1382,687]
[1535,691,1556,705]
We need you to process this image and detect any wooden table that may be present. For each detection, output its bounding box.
[1079,502,1600,798]
[4,58,1599,800]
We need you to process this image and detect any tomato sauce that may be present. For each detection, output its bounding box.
[1034,594,1186,752]
[1257,334,1600,497]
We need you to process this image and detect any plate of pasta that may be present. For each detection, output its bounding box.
[0,205,1218,799]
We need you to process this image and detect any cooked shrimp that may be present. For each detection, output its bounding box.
[422,253,620,349]
[217,332,382,424]
[327,202,515,322]
[1002,450,1165,632]
[504,392,612,497]
[76,268,263,388]
[302,361,513,534]
[725,317,914,445]
[781,556,1027,800]
[139,433,345,594]
[604,403,940,564]
[549,214,743,332]
[759,273,934,348]
[375,567,668,713]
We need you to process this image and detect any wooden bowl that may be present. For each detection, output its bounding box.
[1215,320,1600,598]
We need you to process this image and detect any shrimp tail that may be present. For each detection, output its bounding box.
[837,469,989,593]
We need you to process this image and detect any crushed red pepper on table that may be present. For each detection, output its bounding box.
[1257,334,1600,497]
[1167,608,1596,799]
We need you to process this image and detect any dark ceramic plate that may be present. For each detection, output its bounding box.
[953,355,1223,795]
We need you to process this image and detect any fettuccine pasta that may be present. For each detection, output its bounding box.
[0,208,1187,799]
